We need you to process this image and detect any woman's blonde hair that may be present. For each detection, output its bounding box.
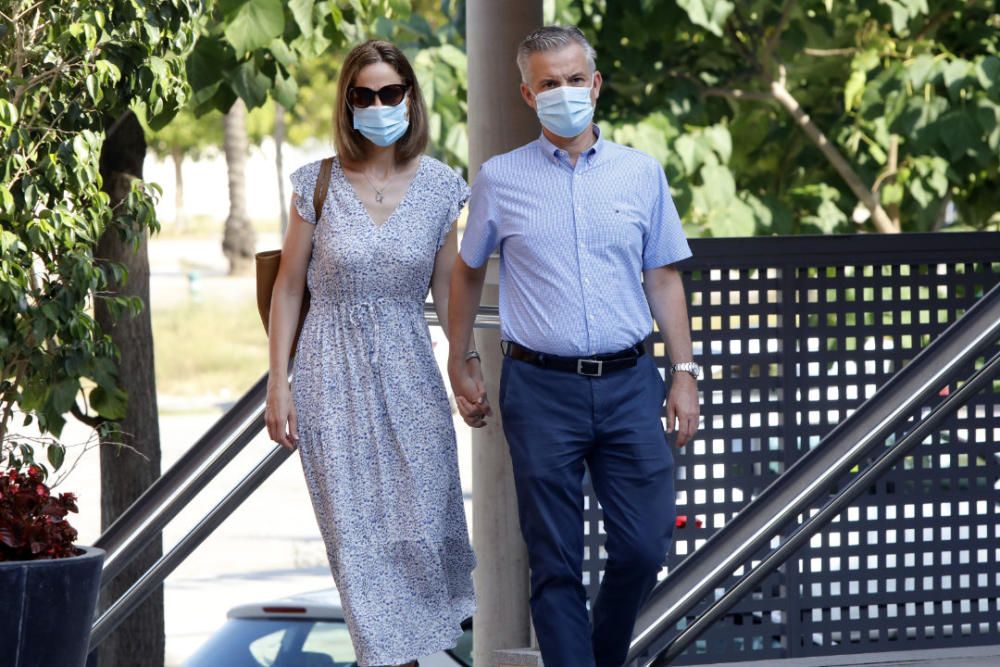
[334,40,429,163]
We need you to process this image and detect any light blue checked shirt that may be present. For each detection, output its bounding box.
[460,126,692,357]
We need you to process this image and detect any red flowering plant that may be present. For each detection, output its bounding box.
[0,439,79,562]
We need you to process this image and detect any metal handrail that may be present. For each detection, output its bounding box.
[651,347,1000,666]
[95,376,268,583]
[94,374,268,563]
[90,444,291,649]
[88,305,499,651]
[627,282,1000,665]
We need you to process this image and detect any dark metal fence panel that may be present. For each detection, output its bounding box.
[581,232,1000,664]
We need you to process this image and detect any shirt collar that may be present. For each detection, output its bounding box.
[537,124,604,165]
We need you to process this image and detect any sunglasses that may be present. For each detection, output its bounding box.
[347,84,410,109]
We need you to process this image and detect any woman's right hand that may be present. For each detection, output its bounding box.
[265,381,299,451]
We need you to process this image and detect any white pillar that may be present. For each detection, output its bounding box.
[466,2,543,665]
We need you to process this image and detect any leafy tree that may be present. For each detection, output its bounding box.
[1,1,198,664]
[3,0,429,661]
[564,0,1000,235]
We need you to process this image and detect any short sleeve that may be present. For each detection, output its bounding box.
[439,168,470,250]
[289,161,322,225]
[459,163,501,269]
[642,164,692,269]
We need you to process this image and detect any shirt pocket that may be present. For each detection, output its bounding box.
[588,199,646,255]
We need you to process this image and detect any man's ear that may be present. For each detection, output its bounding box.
[591,70,603,103]
[520,82,537,110]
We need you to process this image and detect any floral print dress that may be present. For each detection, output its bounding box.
[289,155,476,666]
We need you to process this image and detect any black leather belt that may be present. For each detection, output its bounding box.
[502,341,644,377]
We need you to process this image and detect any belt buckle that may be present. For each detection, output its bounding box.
[577,358,603,377]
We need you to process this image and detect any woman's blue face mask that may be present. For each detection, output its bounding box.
[352,96,410,147]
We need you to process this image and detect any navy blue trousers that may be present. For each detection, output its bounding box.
[499,352,676,667]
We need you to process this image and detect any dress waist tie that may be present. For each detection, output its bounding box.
[348,298,390,369]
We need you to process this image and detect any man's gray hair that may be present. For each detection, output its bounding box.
[516,25,597,83]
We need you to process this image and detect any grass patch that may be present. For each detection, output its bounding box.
[156,215,281,239]
[153,296,269,398]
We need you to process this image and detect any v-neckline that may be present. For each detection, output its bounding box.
[337,156,424,230]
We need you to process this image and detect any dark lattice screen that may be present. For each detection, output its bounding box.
[581,233,1000,663]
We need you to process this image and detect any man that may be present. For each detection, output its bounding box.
[448,25,700,667]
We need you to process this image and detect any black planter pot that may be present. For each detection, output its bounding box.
[0,546,105,667]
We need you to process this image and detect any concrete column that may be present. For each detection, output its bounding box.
[467,0,543,179]
[466,2,542,666]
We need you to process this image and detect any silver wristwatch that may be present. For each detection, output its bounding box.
[670,361,702,379]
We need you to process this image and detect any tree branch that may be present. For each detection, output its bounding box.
[724,22,757,63]
[70,403,104,429]
[702,87,774,102]
[885,135,900,229]
[768,70,899,233]
[932,194,953,231]
[803,47,857,57]
[913,4,968,42]
[14,0,45,23]
[871,135,899,193]
[761,0,797,68]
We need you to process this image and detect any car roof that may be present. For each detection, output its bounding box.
[227,588,345,620]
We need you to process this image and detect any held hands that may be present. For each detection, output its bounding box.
[667,372,699,448]
[265,381,299,451]
[448,356,491,429]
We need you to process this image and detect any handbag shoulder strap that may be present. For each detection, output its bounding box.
[313,157,334,222]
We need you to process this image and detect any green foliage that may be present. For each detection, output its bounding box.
[0,1,197,446]
[221,0,469,170]
[569,0,1000,235]
[405,6,469,169]
[186,0,416,116]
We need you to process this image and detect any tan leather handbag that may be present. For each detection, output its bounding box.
[255,157,333,353]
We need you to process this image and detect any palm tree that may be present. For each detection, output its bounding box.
[222,99,256,275]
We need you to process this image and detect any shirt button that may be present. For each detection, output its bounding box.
[584,278,590,285]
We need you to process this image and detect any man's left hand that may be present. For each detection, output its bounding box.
[667,373,699,447]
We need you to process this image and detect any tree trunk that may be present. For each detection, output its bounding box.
[275,104,289,237]
[172,147,186,231]
[222,99,255,275]
[93,111,165,667]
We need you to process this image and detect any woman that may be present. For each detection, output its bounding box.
[265,40,477,667]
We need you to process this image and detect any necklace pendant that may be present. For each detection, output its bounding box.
[375,192,384,204]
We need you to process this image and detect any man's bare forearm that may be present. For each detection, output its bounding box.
[643,265,693,363]
[448,256,488,366]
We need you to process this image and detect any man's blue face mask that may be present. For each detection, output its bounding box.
[533,85,594,138]
[352,97,410,147]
